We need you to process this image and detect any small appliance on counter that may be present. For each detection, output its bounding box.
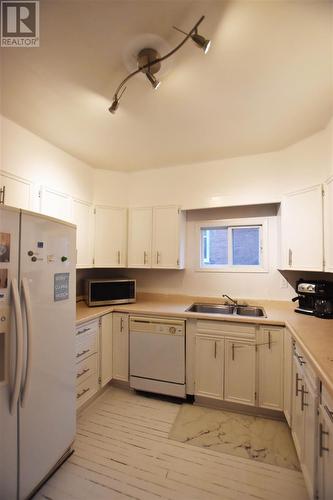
[84,278,136,306]
[292,279,333,319]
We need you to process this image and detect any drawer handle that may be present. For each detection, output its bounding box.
[232,343,235,361]
[76,349,89,359]
[76,327,90,336]
[301,386,309,411]
[77,387,90,400]
[77,368,90,379]
[288,248,292,267]
[297,354,306,366]
[319,423,329,457]
[324,405,333,424]
[296,373,302,397]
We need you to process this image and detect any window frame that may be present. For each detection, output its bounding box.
[197,217,268,273]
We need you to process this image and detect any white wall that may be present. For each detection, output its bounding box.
[127,120,333,209]
[0,116,94,203]
[93,169,129,206]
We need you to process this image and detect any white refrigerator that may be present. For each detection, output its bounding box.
[0,206,76,500]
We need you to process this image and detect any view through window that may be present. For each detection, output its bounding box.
[200,224,262,268]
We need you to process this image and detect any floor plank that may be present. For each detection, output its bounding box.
[35,387,308,500]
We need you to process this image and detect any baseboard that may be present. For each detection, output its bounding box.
[194,396,285,421]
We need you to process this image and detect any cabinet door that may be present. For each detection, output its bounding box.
[282,184,323,271]
[40,186,72,222]
[194,335,223,399]
[128,207,152,268]
[112,313,129,381]
[318,405,333,500]
[283,329,293,426]
[302,377,317,499]
[152,206,184,269]
[72,199,94,268]
[224,340,256,406]
[94,206,127,267]
[258,327,284,411]
[0,171,32,210]
[100,314,113,387]
[324,176,333,273]
[291,356,304,460]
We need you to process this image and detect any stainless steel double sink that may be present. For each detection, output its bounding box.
[186,303,266,318]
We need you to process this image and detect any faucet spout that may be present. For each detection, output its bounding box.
[222,294,238,306]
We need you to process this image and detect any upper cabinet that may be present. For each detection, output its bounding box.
[324,176,333,273]
[128,207,152,268]
[128,206,185,269]
[72,199,94,268]
[40,186,72,222]
[152,206,185,269]
[94,206,127,267]
[0,171,33,210]
[281,184,324,271]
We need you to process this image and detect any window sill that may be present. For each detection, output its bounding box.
[196,266,269,274]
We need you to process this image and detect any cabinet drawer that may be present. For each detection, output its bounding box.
[196,320,256,340]
[293,341,317,384]
[76,330,98,362]
[76,373,99,409]
[76,319,99,337]
[76,353,98,386]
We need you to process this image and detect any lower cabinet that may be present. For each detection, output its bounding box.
[112,313,129,382]
[283,328,293,425]
[318,386,333,500]
[193,321,283,410]
[224,339,256,406]
[75,319,100,409]
[258,327,284,411]
[194,336,224,399]
[291,344,318,499]
[100,313,113,387]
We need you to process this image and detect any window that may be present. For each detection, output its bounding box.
[198,218,268,272]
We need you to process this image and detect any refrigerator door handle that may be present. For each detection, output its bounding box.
[10,278,24,415]
[21,277,33,407]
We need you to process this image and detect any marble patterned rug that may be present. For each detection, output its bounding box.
[168,404,300,471]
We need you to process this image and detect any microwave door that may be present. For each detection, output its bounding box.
[89,281,135,306]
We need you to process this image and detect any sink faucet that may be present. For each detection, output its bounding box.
[222,294,238,306]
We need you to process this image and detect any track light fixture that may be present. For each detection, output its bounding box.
[109,15,210,114]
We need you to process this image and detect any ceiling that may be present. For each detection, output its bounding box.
[1,0,332,171]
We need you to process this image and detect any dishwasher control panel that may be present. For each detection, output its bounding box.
[130,316,185,336]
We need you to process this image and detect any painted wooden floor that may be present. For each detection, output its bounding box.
[35,387,308,500]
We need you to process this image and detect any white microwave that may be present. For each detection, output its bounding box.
[84,279,136,307]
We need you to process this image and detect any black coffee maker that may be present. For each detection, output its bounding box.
[293,279,333,319]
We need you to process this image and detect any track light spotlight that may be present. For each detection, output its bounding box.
[173,26,211,54]
[146,71,161,90]
[191,32,211,54]
[108,87,126,114]
[108,98,119,114]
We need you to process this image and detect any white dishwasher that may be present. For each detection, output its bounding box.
[129,316,186,398]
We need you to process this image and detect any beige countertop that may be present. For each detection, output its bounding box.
[76,293,333,396]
